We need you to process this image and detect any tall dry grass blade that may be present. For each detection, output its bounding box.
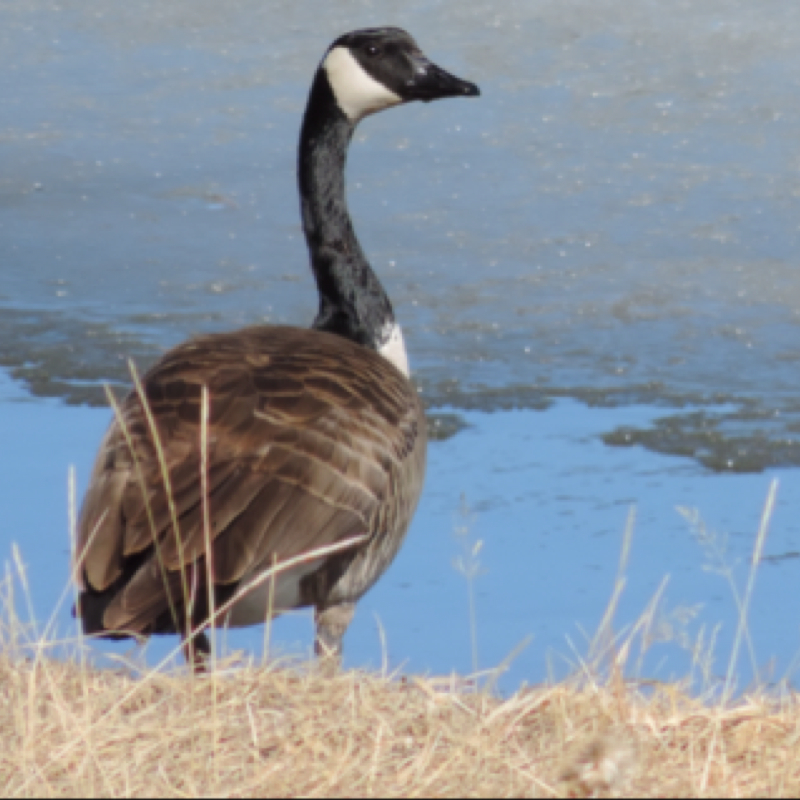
[200,384,219,778]
[605,574,671,681]
[68,506,108,636]
[375,614,389,678]
[67,464,98,795]
[200,384,216,666]
[104,382,181,636]
[11,543,36,642]
[484,635,532,696]
[722,478,777,705]
[128,361,194,660]
[4,560,18,658]
[261,554,278,667]
[633,574,670,677]
[678,504,761,685]
[68,464,77,579]
[38,467,96,653]
[590,505,636,670]
[12,542,44,783]
[565,635,601,693]
[453,494,481,675]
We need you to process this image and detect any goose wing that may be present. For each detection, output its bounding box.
[76,325,426,633]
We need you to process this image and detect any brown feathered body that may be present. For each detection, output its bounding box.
[75,326,427,643]
[72,27,478,661]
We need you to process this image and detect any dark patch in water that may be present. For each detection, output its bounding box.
[426,412,470,442]
[604,407,800,473]
[762,551,800,564]
[0,306,158,406]
[6,306,800,475]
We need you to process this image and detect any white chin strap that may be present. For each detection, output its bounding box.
[323,47,402,123]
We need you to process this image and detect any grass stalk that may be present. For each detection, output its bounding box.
[104,382,181,637]
[200,384,219,778]
[722,478,778,705]
[128,361,193,660]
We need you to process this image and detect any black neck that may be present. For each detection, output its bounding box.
[297,68,395,350]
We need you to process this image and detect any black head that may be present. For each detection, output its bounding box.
[322,27,480,122]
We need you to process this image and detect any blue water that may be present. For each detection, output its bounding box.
[3,371,798,693]
[3,0,800,693]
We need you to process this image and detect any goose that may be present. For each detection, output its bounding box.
[73,27,479,668]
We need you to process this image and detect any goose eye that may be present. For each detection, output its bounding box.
[365,44,382,57]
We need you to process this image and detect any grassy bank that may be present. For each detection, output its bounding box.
[3,483,796,796]
[2,647,800,797]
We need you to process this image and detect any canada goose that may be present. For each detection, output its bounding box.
[73,27,479,668]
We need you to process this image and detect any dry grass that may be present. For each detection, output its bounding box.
[2,458,796,796]
[3,649,800,797]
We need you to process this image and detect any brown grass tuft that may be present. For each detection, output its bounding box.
[3,469,793,796]
[2,651,800,798]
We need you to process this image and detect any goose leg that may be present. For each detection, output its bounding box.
[314,602,355,663]
[181,629,211,673]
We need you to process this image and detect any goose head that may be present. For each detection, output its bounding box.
[322,27,480,123]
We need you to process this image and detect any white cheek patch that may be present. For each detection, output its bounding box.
[324,46,402,122]
[378,321,410,378]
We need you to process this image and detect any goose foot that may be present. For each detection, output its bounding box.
[182,629,211,673]
[314,603,355,669]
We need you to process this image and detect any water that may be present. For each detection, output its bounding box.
[2,0,800,690]
[2,371,797,691]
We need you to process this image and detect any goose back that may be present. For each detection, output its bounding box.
[77,325,426,637]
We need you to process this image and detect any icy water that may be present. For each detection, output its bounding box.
[2,0,800,691]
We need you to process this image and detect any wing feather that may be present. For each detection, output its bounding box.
[76,325,426,635]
